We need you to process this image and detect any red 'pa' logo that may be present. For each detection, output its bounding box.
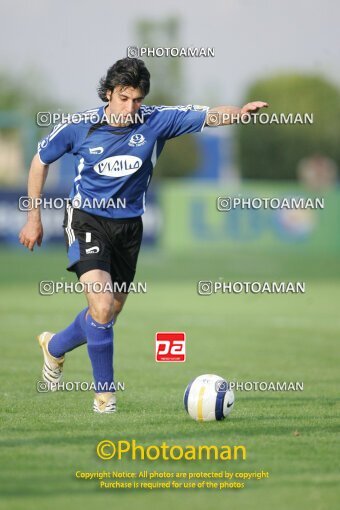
[155,332,186,362]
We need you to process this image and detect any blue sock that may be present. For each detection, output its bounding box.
[48,308,88,358]
[86,314,114,393]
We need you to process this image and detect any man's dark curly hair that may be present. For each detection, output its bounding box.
[98,58,150,102]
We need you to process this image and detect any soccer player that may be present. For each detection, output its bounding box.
[19,58,267,413]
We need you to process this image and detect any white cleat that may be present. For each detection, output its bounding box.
[93,392,117,414]
[37,332,65,391]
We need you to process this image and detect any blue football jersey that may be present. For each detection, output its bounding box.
[38,104,208,218]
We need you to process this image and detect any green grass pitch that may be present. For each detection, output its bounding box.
[0,246,339,510]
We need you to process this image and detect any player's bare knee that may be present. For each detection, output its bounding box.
[89,299,115,324]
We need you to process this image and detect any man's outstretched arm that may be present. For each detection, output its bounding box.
[19,154,49,251]
[205,101,268,126]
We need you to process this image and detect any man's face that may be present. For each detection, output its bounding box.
[105,86,144,126]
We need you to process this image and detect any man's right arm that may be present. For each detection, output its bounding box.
[19,154,49,251]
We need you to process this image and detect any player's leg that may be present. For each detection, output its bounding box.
[80,268,117,413]
[84,212,143,413]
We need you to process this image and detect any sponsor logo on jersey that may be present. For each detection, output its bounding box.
[93,156,142,178]
[85,246,100,254]
[89,147,104,155]
[128,133,146,147]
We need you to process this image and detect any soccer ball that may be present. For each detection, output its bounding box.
[183,374,235,421]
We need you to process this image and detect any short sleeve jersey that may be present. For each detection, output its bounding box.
[38,104,208,218]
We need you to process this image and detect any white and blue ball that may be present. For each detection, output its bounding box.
[184,374,235,422]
